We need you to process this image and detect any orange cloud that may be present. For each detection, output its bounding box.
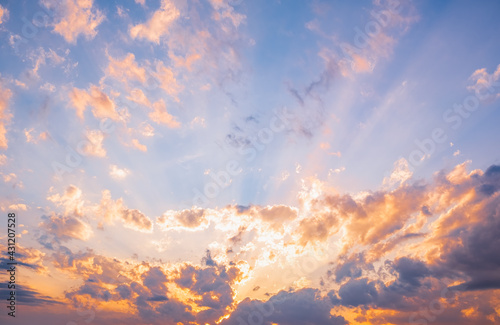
[131,138,147,152]
[97,189,153,232]
[127,88,151,107]
[154,61,183,100]
[0,5,8,24]
[0,80,13,149]
[149,99,181,128]
[80,129,107,157]
[39,214,93,241]
[43,0,104,43]
[107,53,147,84]
[130,0,180,43]
[69,85,119,120]
[157,208,209,231]
[47,185,85,216]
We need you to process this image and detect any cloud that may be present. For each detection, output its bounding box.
[258,205,298,231]
[209,0,246,28]
[55,248,243,325]
[97,189,153,232]
[0,4,9,24]
[25,128,48,144]
[221,288,347,325]
[333,253,370,283]
[0,245,48,273]
[135,0,146,7]
[131,138,147,151]
[106,53,147,84]
[69,84,120,120]
[6,162,500,324]
[0,285,61,306]
[0,80,13,149]
[153,61,183,100]
[47,185,85,216]
[80,129,107,157]
[467,63,500,101]
[42,0,104,43]
[130,0,180,43]
[109,164,130,179]
[157,208,209,231]
[8,203,28,211]
[383,157,413,188]
[332,0,419,77]
[121,209,153,233]
[39,214,93,241]
[149,99,181,128]
[28,47,66,79]
[127,88,151,107]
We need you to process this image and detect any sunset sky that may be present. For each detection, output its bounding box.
[1,0,500,324]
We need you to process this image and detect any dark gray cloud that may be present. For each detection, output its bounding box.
[0,285,62,306]
[222,288,347,325]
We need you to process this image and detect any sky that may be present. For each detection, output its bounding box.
[0,0,499,324]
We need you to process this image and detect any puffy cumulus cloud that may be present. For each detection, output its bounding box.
[157,208,209,231]
[39,214,93,241]
[106,53,147,84]
[42,0,104,43]
[79,129,107,157]
[306,164,500,324]
[221,288,347,325]
[296,209,339,246]
[109,164,130,179]
[382,157,413,189]
[69,84,119,120]
[8,203,28,211]
[331,253,371,283]
[130,0,180,43]
[55,248,244,325]
[0,4,9,24]
[295,176,428,255]
[258,205,298,231]
[47,185,85,217]
[149,99,181,128]
[97,189,153,232]
[172,258,243,324]
[467,63,500,101]
[0,80,13,149]
[121,209,153,233]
